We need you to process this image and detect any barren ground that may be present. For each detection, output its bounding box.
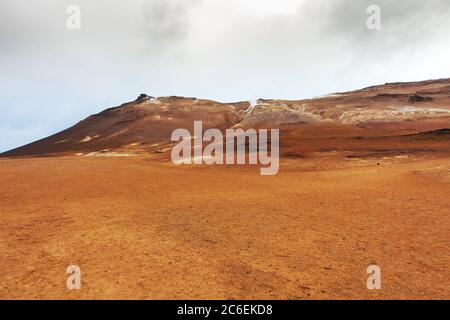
[0,156,449,299]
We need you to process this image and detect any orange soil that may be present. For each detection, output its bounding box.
[0,156,449,299]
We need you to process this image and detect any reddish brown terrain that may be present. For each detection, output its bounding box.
[1,79,449,299]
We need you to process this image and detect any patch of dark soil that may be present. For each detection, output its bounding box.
[409,95,433,103]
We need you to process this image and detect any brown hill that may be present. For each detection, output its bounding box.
[2,78,450,159]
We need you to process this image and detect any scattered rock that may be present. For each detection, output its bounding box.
[409,94,433,103]
[135,94,154,103]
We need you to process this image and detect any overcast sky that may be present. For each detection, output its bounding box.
[1,0,450,152]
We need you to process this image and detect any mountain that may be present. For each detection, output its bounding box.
[2,78,450,159]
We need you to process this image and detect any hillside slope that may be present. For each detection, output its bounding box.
[2,78,450,158]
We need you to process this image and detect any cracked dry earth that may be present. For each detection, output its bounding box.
[0,156,449,299]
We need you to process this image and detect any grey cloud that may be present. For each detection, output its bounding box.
[141,0,201,45]
[321,0,450,47]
